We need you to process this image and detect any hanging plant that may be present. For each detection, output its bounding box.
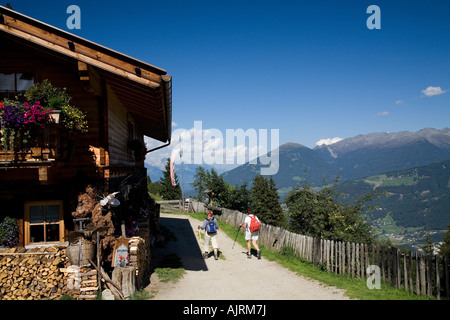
[24,80,88,138]
[24,79,71,109]
[23,102,52,128]
[60,104,88,138]
[0,80,88,156]
[1,103,25,128]
[128,139,146,161]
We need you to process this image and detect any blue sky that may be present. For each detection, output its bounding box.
[8,0,450,168]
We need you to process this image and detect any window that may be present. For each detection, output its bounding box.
[24,201,64,245]
[0,72,34,100]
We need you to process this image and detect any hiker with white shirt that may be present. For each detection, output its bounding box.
[239,208,261,259]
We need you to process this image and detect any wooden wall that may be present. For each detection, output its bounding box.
[0,36,101,172]
[106,85,135,167]
[0,35,146,176]
[0,35,151,237]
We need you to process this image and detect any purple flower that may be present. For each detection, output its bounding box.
[1,104,25,128]
[0,217,19,248]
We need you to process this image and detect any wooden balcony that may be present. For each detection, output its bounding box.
[0,124,64,165]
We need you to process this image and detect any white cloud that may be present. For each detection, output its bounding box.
[144,125,269,168]
[421,86,446,97]
[315,137,343,146]
[172,121,178,127]
[376,111,389,117]
[395,100,406,106]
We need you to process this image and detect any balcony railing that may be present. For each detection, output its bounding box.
[0,124,61,164]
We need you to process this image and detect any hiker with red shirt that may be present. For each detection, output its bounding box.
[239,208,261,259]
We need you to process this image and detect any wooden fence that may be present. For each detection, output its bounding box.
[156,200,183,213]
[193,202,449,300]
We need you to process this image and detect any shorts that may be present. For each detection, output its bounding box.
[204,232,219,251]
[245,231,259,241]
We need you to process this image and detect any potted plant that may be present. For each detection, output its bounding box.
[23,79,88,134]
[0,80,88,161]
[0,216,19,248]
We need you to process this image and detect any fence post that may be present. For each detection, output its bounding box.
[387,247,392,285]
[326,240,330,271]
[420,252,426,295]
[313,237,321,266]
[427,254,432,297]
[444,256,449,300]
[365,244,369,281]
[343,242,347,275]
[351,242,355,278]
[346,242,352,275]
[381,246,385,283]
[409,252,414,294]
[415,251,420,295]
[330,240,334,272]
[356,243,360,278]
[396,249,401,289]
[435,254,440,300]
[361,244,365,280]
[403,251,408,292]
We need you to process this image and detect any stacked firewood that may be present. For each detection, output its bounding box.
[0,246,70,300]
[62,266,98,300]
[0,245,100,300]
[128,236,148,289]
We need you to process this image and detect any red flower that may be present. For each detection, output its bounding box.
[0,102,4,110]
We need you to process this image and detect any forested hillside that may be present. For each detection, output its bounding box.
[336,159,450,247]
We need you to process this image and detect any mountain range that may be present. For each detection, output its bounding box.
[222,127,450,192]
[146,127,450,246]
[220,127,450,248]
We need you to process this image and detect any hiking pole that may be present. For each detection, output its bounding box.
[232,226,241,249]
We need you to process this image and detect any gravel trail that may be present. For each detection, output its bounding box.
[147,213,351,300]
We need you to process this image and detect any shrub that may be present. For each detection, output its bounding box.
[0,216,19,248]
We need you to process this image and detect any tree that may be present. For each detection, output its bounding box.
[228,181,251,213]
[439,222,450,258]
[190,167,231,207]
[421,230,434,255]
[250,175,286,228]
[191,166,208,202]
[206,168,230,207]
[285,179,377,244]
[158,158,181,200]
[147,175,162,196]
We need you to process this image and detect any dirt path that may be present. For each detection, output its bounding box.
[146,213,351,300]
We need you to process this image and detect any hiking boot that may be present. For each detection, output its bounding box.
[247,252,252,259]
[203,252,208,259]
[257,250,261,260]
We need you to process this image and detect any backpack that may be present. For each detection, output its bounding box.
[207,217,216,233]
[249,215,260,232]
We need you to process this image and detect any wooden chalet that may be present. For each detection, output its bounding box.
[0,6,172,248]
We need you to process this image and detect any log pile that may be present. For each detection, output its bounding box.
[128,236,148,289]
[63,266,98,300]
[0,232,152,300]
[0,246,69,300]
[0,246,99,300]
